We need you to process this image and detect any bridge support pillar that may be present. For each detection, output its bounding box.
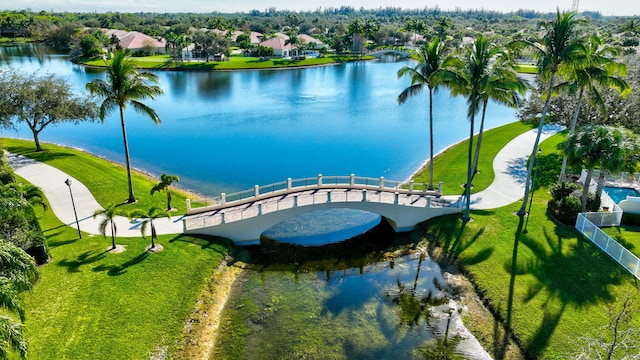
[350,174,355,186]
[294,195,298,207]
[221,193,226,205]
[287,178,292,190]
[258,203,262,215]
[427,197,431,208]
[394,192,399,205]
[362,190,367,202]
[379,176,385,189]
[254,185,260,197]
[186,199,191,211]
[318,174,323,186]
[409,181,414,191]
[328,192,332,203]
[221,211,226,224]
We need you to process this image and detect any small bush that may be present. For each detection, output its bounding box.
[554,196,583,224]
[0,164,15,185]
[550,182,580,201]
[586,193,601,212]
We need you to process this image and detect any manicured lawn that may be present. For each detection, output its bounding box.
[3,138,197,214]
[14,176,231,359]
[603,225,640,258]
[419,126,640,358]
[82,54,374,71]
[413,121,534,195]
[515,64,538,74]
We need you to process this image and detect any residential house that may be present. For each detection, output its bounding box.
[102,29,166,55]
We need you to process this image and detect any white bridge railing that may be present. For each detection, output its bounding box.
[186,174,444,215]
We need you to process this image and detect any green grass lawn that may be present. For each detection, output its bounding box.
[603,224,640,258]
[82,54,374,71]
[413,121,534,195]
[10,172,231,359]
[3,138,197,214]
[514,64,538,74]
[417,126,640,358]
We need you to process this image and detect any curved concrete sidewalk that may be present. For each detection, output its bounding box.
[445,124,562,210]
[7,124,561,237]
[7,152,185,237]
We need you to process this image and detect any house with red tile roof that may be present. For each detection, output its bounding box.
[102,29,166,54]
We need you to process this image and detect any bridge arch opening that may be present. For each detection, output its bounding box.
[261,208,390,246]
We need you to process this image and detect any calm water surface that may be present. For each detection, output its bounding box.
[0,44,517,195]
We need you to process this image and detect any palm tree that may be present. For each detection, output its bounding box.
[93,204,120,250]
[128,206,169,250]
[564,126,623,212]
[150,173,180,211]
[444,35,507,222]
[512,10,585,218]
[0,239,39,359]
[595,130,639,200]
[471,52,528,179]
[284,31,300,57]
[397,38,451,190]
[86,51,164,204]
[556,34,631,181]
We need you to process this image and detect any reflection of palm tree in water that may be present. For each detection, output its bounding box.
[389,253,461,358]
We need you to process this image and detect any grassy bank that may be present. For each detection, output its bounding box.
[80,54,374,71]
[3,138,196,214]
[413,125,640,358]
[14,170,231,359]
[413,121,534,195]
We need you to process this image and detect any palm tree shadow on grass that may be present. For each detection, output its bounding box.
[56,249,109,273]
[92,251,150,276]
[507,224,623,357]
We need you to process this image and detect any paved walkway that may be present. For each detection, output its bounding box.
[7,153,185,237]
[6,124,560,237]
[446,124,561,209]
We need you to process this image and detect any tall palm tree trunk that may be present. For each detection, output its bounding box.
[559,87,585,182]
[110,221,116,250]
[518,72,557,218]
[471,101,488,180]
[119,107,136,203]
[428,87,434,190]
[463,113,476,222]
[581,168,595,212]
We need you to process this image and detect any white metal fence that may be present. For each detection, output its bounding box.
[575,212,640,280]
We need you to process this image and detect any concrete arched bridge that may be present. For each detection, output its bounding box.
[368,49,411,58]
[183,175,462,245]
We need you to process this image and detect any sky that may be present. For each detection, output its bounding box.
[3,0,640,16]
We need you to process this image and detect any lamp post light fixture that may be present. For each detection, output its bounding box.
[65,178,82,239]
[524,148,542,233]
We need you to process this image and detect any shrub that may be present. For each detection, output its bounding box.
[586,193,601,212]
[550,182,580,201]
[552,195,583,225]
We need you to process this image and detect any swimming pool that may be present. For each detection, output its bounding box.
[603,186,640,204]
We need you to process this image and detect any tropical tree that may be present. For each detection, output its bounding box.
[444,35,516,222]
[93,204,120,250]
[564,126,624,212]
[86,51,164,203]
[0,182,47,211]
[150,173,180,211]
[397,38,451,190]
[0,239,39,359]
[284,31,301,57]
[595,130,640,200]
[512,10,585,218]
[128,206,169,250]
[0,71,98,152]
[556,34,631,181]
[471,53,528,178]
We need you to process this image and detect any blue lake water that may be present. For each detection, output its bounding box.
[1,44,519,242]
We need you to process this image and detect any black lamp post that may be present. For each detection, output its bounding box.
[65,178,82,239]
[524,148,542,232]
